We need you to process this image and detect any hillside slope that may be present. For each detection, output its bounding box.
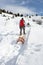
[0,13,43,65]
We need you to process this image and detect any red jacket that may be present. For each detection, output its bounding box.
[19,19,25,27]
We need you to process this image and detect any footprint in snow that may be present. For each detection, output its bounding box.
[11,40,17,45]
[33,44,43,52]
[30,44,43,54]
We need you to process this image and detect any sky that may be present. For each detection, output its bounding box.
[0,0,43,15]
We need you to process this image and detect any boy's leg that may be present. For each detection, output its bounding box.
[23,26,25,34]
[20,27,22,35]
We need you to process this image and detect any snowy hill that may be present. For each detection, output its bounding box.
[0,13,43,65]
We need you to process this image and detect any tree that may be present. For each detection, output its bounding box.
[20,14,23,17]
[0,9,2,14]
[7,11,9,13]
[36,14,38,16]
[9,11,13,14]
[14,14,17,17]
[17,13,20,16]
[29,16,31,18]
[2,9,6,13]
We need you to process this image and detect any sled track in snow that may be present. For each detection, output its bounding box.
[5,27,31,65]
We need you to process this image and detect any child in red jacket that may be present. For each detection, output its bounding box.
[19,18,25,35]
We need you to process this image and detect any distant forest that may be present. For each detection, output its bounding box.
[0,9,23,17]
[0,9,38,17]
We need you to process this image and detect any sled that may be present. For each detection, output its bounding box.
[17,35,25,44]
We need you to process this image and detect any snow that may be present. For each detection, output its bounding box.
[0,13,43,65]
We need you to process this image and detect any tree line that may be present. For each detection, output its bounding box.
[0,9,23,17]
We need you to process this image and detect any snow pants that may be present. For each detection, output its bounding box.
[20,26,25,35]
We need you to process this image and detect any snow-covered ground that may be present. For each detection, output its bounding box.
[0,13,43,65]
